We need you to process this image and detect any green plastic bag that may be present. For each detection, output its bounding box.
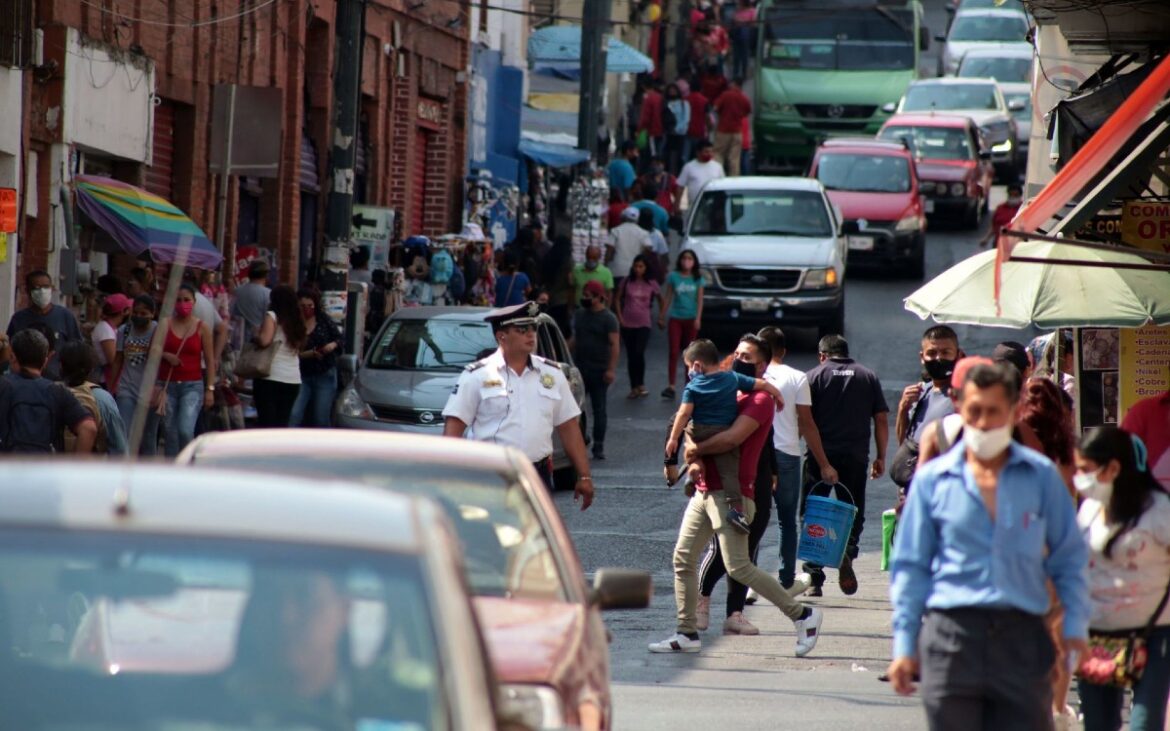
[635,129,649,150]
[881,509,897,571]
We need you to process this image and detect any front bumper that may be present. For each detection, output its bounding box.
[845,228,924,268]
[755,115,884,171]
[702,289,843,326]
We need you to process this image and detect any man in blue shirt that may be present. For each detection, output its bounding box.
[607,141,638,200]
[888,361,1089,730]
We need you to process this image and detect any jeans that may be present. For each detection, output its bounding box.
[620,326,650,389]
[774,450,803,587]
[673,491,805,635]
[164,381,203,457]
[289,368,337,427]
[581,368,609,450]
[116,392,161,456]
[732,30,752,81]
[1078,625,1170,731]
[667,317,699,388]
[801,452,870,587]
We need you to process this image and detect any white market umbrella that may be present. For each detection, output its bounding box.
[904,240,1170,329]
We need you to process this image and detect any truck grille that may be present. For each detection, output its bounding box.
[715,268,802,292]
[794,104,878,133]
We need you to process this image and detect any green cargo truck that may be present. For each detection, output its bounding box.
[753,0,929,172]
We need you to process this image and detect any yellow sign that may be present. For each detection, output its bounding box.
[1118,202,1170,419]
[0,231,6,263]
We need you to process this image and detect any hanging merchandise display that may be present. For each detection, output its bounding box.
[568,170,609,262]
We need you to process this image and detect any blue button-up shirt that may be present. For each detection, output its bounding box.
[890,439,1089,659]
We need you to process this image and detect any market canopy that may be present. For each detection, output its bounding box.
[904,240,1170,329]
[73,175,222,270]
[528,26,654,74]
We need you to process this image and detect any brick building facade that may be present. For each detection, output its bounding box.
[4,0,468,319]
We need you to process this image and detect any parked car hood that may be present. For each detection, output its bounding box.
[825,190,914,222]
[474,596,584,684]
[356,368,459,408]
[686,234,836,268]
[914,160,973,182]
[944,40,1031,61]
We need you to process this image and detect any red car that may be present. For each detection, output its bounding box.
[808,137,929,278]
[878,113,994,231]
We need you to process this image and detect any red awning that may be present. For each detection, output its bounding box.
[996,54,1170,312]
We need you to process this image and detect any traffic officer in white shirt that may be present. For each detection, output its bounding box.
[442,302,595,509]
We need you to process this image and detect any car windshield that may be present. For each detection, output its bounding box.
[959,0,1024,10]
[949,14,1028,42]
[958,56,1031,83]
[192,457,567,602]
[368,318,496,371]
[690,189,832,237]
[880,125,974,161]
[1005,92,1031,120]
[763,9,915,71]
[902,83,999,111]
[816,153,911,193]
[0,530,446,730]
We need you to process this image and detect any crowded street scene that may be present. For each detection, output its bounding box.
[2,0,1170,729]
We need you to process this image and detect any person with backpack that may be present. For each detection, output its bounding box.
[58,340,127,455]
[0,329,96,454]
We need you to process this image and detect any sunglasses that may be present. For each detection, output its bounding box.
[508,324,535,334]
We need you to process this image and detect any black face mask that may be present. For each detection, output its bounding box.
[923,358,957,382]
[731,359,757,379]
[580,297,593,309]
[131,316,151,330]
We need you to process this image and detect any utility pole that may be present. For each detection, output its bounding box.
[577,0,612,159]
[322,0,366,337]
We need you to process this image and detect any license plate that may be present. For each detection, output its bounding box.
[923,199,935,214]
[847,235,874,251]
[742,298,770,312]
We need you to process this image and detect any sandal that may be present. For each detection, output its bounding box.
[637,386,649,397]
[627,389,640,399]
[660,386,676,399]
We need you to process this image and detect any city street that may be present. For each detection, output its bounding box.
[554,188,1038,730]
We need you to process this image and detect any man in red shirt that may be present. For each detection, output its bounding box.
[684,84,710,164]
[1121,386,1170,490]
[699,68,728,109]
[981,183,1022,248]
[648,334,825,655]
[713,77,752,176]
[638,79,666,161]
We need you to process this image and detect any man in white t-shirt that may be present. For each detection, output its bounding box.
[674,140,725,211]
[606,207,652,289]
[759,326,838,591]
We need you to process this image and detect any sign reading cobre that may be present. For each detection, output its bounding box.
[0,188,17,233]
[417,99,443,127]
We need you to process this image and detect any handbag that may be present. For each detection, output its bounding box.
[152,325,196,417]
[1075,538,1170,688]
[236,340,276,379]
[889,437,920,489]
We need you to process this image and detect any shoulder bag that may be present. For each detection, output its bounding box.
[236,315,277,380]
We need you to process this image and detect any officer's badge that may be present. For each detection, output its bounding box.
[540,374,555,389]
[483,379,504,387]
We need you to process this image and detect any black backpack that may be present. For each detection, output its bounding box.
[0,377,60,454]
[662,102,678,134]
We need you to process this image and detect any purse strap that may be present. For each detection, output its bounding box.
[1144,570,1170,634]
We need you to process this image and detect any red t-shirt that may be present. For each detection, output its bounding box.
[991,202,1020,237]
[714,88,752,134]
[696,391,774,500]
[686,92,709,138]
[1121,391,1170,490]
[607,201,627,230]
[700,74,729,106]
[639,90,665,137]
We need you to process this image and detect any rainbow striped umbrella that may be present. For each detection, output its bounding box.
[73,175,223,270]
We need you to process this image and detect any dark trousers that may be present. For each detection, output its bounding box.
[920,608,1055,731]
[800,452,869,586]
[532,457,552,489]
[254,379,301,428]
[664,133,686,175]
[581,367,609,450]
[621,326,650,389]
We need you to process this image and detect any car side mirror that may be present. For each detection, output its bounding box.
[589,568,652,610]
[919,27,930,51]
[978,150,992,160]
[881,101,897,114]
[840,220,861,236]
[1007,98,1026,112]
[339,353,359,376]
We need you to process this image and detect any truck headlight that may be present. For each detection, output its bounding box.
[499,684,565,730]
[803,268,838,289]
[336,387,374,420]
[991,139,1013,153]
[699,267,715,287]
[895,214,922,233]
[949,182,966,196]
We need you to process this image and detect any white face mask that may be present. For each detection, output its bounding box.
[30,287,52,308]
[964,423,1013,460]
[1073,470,1113,502]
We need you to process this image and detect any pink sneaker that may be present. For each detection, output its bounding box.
[723,611,759,635]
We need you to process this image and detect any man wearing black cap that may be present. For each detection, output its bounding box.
[992,341,1031,380]
[442,301,594,509]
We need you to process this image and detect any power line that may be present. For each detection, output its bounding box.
[77,0,280,29]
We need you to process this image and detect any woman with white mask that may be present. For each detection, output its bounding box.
[1074,426,1170,731]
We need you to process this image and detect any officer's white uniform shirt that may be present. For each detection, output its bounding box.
[442,347,581,461]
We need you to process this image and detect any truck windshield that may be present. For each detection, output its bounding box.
[880,126,973,162]
[903,83,999,111]
[763,9,915,71]
[690,190,832,237]
[817,154,911,193]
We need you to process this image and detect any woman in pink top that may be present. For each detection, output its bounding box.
[615,255,660,399]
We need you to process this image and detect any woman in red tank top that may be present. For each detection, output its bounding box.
[151,283,215,456]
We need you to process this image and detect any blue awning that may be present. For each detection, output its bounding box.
[518,139,589,168]
[528,26,654,74]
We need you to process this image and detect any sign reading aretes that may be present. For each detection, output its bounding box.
[1118,200,1170,420]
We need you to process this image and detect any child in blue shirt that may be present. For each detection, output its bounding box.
[665,339,783,533]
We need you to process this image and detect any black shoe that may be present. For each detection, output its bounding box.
[838,555,858,596]
[660,386,676,399]
[592,448,606,460]
[806,585,823,597]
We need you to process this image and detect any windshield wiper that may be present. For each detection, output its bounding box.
[750,229,812,236]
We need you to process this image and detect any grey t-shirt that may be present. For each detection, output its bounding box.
[231,282,270,333]
[115,321,158,403]
[571,308,619,372]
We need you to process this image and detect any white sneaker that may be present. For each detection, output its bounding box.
[1053,705,1076,731]
[696,595,711,631]
[745,587,759,605]
[723,611,760,635]
[648,633,701,653]
[793,606,824,658]
[786,572,812,597]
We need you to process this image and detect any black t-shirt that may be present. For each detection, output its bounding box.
[571,308,619,372]
[0,371,92,453]
[805,357,889,457]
